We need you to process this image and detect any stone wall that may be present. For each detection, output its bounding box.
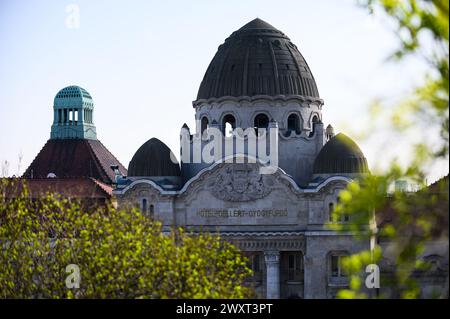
[114,160,370,299]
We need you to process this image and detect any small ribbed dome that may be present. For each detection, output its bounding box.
[195,18,319,102]
[313,133,369,174]
[128,138,181,177]
[54,85,93,107]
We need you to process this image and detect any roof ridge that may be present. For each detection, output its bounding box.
[85,139,111,184]
[22,139,50,178]
[103,140,127,176]
[97,139,127,174]
[87,139,127,181]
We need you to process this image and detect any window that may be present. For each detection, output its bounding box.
[141,198,147,213]
[287,114,301,134]
[254,113,269,135]
[287,253,303,281]
[200,116,209,135]
[328,202,335,222]
[330,254,347,278]
[338,196,350,222]
[222,114,236,137]
[251,254,261,273]
[247,253,263,282]
[309,115,319,137]
[329,197,350,223]
[149,204,154,218]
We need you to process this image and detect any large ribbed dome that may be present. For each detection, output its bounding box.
[128,138,181,177]
[313,133,369,174]
[195,18,320,102]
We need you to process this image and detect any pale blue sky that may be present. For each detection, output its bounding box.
[0,0,447,182]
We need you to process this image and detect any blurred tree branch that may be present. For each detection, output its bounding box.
[333,0,449,299]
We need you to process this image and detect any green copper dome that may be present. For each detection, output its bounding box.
[54,86,93,105]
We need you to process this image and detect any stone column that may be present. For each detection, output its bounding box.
[303,254,314,299]
[264,250,280,299]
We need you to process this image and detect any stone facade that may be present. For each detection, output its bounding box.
[115,158,370,298]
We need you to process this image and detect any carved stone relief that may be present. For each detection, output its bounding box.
[211,163,275,202]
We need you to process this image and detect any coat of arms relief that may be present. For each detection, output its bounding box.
[210,164,274,201]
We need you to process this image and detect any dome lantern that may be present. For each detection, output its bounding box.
[50,85,97,140]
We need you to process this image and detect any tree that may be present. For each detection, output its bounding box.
[0,179,253,298]
[330,0,449,299]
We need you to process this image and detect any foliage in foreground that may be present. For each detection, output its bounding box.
[0,179,252,298]
[330,166,448,298]
[331,0,449,299]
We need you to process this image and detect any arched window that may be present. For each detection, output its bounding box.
[336,196,349,222]
[222,114,236,137]
[141,198,147,213]
[254,113,269,135]
[287,114,301,134]
[309,115,319,137]
[328,202,335,222]
[200,116,209,135]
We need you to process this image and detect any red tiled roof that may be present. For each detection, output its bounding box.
[3,177,113,199]
[22,139,127,184]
